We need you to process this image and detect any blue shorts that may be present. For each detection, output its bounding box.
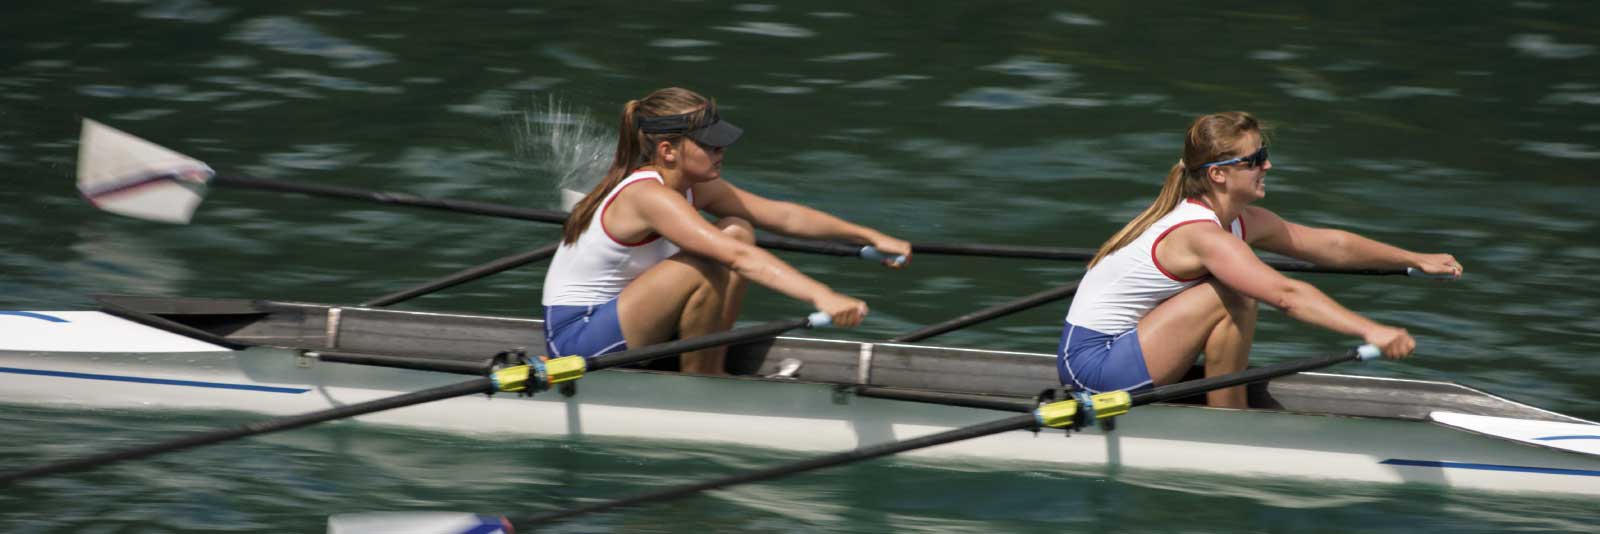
[1057,323,1154,393]
[544,300,629,359]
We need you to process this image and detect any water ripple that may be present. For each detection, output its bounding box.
[138,0,231,23]
[811,52,891,63]
[650,38,716,48]
[1507,34,1595,60]
[715,21,816,38]
[1053,12,1104,26]
[1518,141,1600,159]
[1365,86,1458,99]
[231,16,395,68]
[265,69,402,94]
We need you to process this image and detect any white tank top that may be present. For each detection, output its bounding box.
[542,170,694,306]
[1065,199,1245,334]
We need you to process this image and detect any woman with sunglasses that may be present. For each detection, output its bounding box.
[1059,112,1462,407]
[543,87,910,375]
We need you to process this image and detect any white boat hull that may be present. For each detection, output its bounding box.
[4,346,1598,496]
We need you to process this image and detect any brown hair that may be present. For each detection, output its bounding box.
[1087,112,1264,268]
[562,87,718,245]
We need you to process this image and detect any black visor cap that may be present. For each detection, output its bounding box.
[687,119,743,148]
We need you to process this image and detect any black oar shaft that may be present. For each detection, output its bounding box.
[213,176,1411,275]
[519,414,1036,525]
[361,242,560,307]
[212,175,568,224]
[99,300,250,350]
[888,282,1079,343]
[1133,348,1360,405]
[912,242,1094,260]
[212,175,864,259]
[587,317,812,371]
[0,378,493,485]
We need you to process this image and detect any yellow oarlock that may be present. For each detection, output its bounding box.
[543,355,586,384]
[1035,399,1079,428]
[1035,390,1133,429]
[490,355,587,394]
[1087,390,1131,419]
[491,365,532,393]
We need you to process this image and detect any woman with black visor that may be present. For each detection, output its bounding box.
[1059,112,1462,407]
[542,87,911,375]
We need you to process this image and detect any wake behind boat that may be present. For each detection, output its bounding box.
[2,295,1597,496]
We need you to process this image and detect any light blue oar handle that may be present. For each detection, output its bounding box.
[1356,344,1382,361]
[1405,267,1457,280]
[859,246,907,268]
[806,312,833,328]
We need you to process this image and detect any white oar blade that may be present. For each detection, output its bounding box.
[77,118,214,224]
[327,512,510,534]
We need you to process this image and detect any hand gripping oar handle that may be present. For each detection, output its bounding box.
[858,246,908,267]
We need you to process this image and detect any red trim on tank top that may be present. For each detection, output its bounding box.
[1151,219,1219,282]
[1236,215,1247,240]
[599,177,665,247]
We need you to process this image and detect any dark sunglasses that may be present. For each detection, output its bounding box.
[1199,145,1269,169]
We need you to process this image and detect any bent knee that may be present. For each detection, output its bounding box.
[716,217,755,244]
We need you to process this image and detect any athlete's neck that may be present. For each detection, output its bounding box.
[1193,193,1245,226]
[641,165,691,193]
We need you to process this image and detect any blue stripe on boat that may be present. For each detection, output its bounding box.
[0,311,69,323]
[460,517,510,534]
[0,366,310,394]
[1535,435,1600,441]
[1381,459,1600,477]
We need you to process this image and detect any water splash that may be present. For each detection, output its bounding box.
[512,95,614,211]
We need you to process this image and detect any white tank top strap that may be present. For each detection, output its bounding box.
[541,169,692,306]
[1065,198,1244,334]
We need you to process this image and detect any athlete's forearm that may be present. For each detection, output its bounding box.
[727,245,842,306]
[1273,279,1385,339]
[765,201,881,243]
[1304,229,1419,269]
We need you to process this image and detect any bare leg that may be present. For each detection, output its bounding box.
[616,217,753,375]
[1135,279,1259,408]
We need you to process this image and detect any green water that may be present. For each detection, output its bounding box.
[2,0,1598,531]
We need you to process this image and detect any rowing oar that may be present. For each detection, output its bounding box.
[0,312,833,486]
[329,344,1383,532]
[360,241,561,307]
[74,119,903,266]
[76,120,1442,275]
[887,281,1080,343]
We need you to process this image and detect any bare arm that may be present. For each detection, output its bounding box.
[1244,206,1462,277]
[695,179,912,265]
[619,182,867,325]
[1176,224,1416,357]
